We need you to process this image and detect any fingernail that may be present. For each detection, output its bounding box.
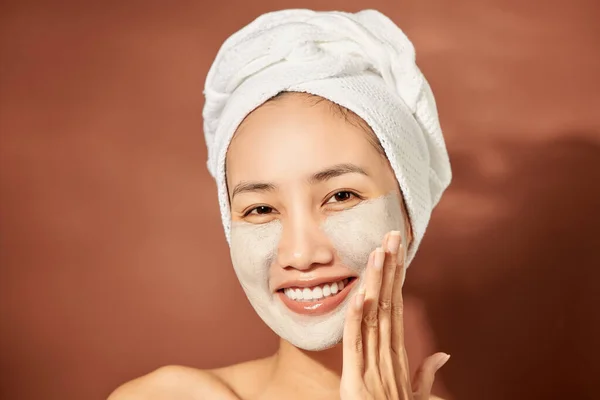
[367,250,375,266]
[386,231,401,254]
[435,353,451,370]
[374,247,385,270]
[354,286,366,310]
[354,292,365,309]
[383,232,390,247]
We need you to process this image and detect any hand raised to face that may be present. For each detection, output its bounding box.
[340,231,450,400]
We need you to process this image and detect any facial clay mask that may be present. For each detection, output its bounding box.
[229,191,408,351]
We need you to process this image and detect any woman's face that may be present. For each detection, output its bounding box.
[225,93,411,351]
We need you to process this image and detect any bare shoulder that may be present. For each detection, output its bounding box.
[107,359,439,399]
[107,365,239,400]
[209,356,274,399]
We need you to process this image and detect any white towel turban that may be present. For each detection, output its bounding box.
[203,9,452,266]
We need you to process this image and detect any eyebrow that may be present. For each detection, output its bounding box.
[230,163,369,200]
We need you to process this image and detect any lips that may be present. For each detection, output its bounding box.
[273,273,358,291]
[276,277,358,315]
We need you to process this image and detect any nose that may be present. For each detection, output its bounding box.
[277,213,334,271]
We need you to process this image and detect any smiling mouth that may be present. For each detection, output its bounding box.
[277,277,357,302]
[276,277,358,315]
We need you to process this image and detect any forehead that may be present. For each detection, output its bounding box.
[226,94,383,182]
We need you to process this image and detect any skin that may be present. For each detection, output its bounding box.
[108,93,448,400]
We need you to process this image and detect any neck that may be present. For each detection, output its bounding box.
[268,338,344,396]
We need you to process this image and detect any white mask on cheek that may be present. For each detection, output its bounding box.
[229,191,408,351]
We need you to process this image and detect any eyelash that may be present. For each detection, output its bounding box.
[242,190,361,217]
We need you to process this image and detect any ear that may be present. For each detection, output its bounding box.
[397,192,414,247]
[406,217,414,246]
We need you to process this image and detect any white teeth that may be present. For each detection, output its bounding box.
[331,282,339,294]
[287,288,296,300]
[302,288,313,301]
[312,286,323,300]
[282,278,351,302]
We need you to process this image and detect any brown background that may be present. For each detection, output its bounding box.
[1,1,599,399]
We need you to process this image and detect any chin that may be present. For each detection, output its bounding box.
[298,336,343,352]
[283,329,344,352]
[249,292,350,352]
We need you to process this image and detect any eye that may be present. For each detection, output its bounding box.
[244,205,274,217]
[326,190,359,204]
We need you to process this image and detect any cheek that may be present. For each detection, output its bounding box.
[229,193,406,278]
[322,192,406,271]
[230,220,282,283]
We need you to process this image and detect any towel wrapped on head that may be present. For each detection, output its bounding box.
[203,9,452,266]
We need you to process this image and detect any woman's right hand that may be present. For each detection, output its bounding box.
[340,230,450,400]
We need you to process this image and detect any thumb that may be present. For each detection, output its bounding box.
[412,352,450,399]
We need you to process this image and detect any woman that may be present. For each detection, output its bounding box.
[109,9,452,400]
